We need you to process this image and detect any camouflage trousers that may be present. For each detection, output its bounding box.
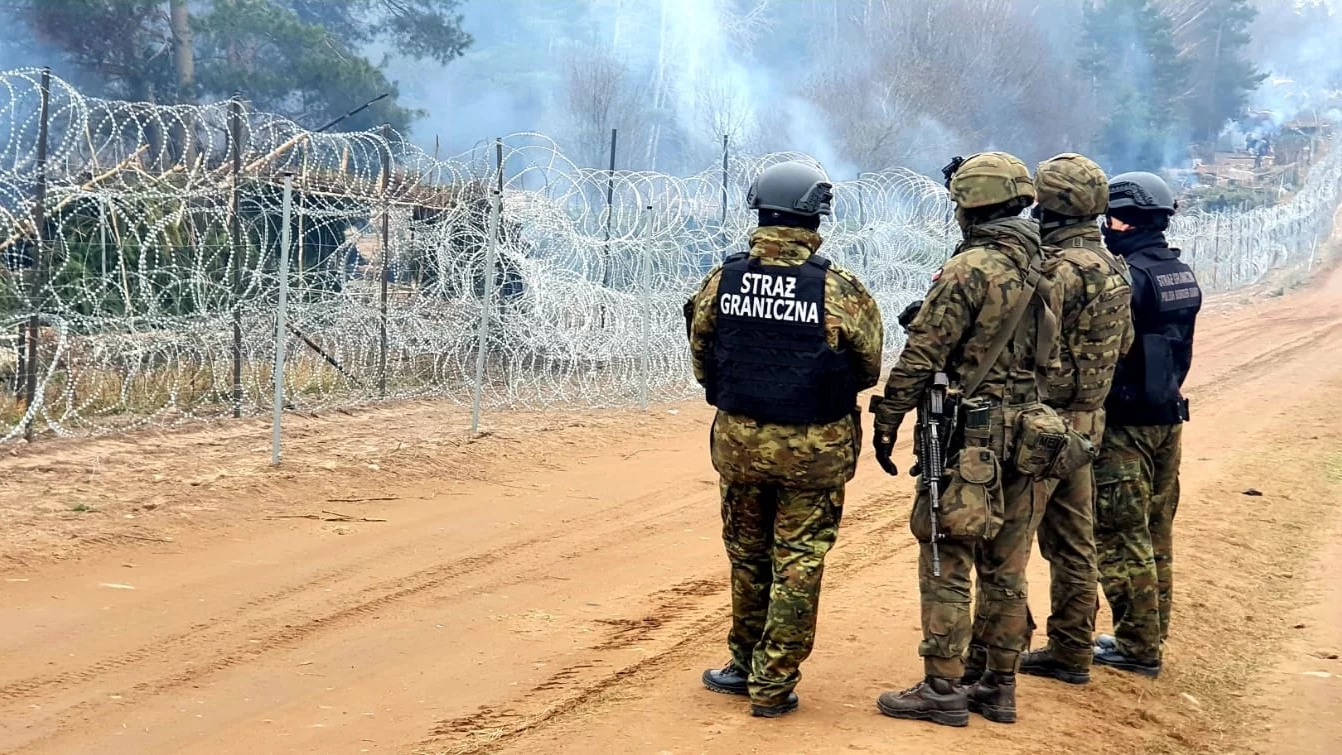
[1094,423,1182,662]
[1030,409,1103,668]
[720,481,843,706]
[918,470,1049,678]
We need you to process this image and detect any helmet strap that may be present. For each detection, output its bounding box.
[1034,207,1092,233]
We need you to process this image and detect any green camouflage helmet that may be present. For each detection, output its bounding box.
[1035,153,1108,217]
[948,151,1035,209]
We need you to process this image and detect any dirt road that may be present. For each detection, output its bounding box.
[3,261,1342,754]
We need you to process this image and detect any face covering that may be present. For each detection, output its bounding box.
[1103,223,1167,257]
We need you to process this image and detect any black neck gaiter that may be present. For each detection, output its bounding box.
[1103,226,1168,257]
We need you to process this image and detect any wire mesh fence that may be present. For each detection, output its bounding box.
[0,68,1338,444]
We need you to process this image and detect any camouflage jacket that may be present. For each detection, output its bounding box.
[1042,224,1135,414]
[689,226,884,488]
[876,217,1056,425]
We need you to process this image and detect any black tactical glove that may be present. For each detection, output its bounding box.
[897,299,924,330]
[868,395,903,477]
[873,425,898,477]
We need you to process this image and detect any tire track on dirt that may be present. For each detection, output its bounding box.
[0,476,719,711]
[415,494,922,754]
[1,481,728,752]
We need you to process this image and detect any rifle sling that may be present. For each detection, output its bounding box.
[958,253,1045,400]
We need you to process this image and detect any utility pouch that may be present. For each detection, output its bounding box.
[683,296,695,341]
[1011,403,1079,479]
[921,446,1005,542]
[961,399,1002,454]
[1053,428,1097,480]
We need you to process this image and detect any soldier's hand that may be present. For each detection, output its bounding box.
[872,425,898,477]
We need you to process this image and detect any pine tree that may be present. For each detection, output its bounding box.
[1081,0,1189,169]
[1168,0,1266,142]
[1,1,473,132]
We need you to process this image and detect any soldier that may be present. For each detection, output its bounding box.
[872,152,1059,727]
[1018,154,1134,686]
[686,161,884,717]
[1092,172,1201,677]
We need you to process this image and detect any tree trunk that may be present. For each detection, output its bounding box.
[169,0,195,102]
[169,0,198,168]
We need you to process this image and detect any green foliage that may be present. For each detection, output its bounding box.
[1082,0,1189,169]
[1181,0,1267,142]
[4,0,173,100]
[3,0,472,132]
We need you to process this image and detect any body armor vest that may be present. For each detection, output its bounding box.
[707,253,856,425]
[1048,238,1133,410]
[1107,243,1201,426]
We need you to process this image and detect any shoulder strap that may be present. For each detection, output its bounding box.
[959,253,1045,399]
[1100,248,1133,287]
[805,253,833,270]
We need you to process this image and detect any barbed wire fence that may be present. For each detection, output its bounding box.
[0,68,1338,445]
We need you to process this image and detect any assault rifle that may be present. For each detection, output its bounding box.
[895,299,957,576]
[912,372,954,576]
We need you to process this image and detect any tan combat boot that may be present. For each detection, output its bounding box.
[967,670,1017,723]
[876,676,969,727]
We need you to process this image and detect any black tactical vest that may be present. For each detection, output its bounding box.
[1106,243,1202,426]
[707,253,856,425]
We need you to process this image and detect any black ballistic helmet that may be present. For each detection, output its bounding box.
[1108,171,1177,215]
[747,161,834,217]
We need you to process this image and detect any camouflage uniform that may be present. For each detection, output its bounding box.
[1015,154,1137,675]
[690,226,883,706]
[876,215,1054,680]
[1036,223,1134,668]
[1094,424,1181,660]
[1092,172,1201,672]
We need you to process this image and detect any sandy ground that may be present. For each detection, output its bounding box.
[2,257,1342,754]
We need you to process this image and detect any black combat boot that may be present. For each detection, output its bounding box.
[967,670,1017,724]
[876,676,969,727]
[701,662,749,696]
[1019,645,1091,685]
[1093,647,1161,678]
[751,692,799,718]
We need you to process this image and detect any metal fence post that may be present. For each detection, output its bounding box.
[229,93,244,418]
[378,126,392,399]
[272,172,294,465]
[22,67,51,442]
[470,138,503,434]
[720,134,729,229]
[602,128,618,291]
[639,204,654,411]
[1211,213,1222,290]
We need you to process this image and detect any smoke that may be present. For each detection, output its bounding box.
[0,1,1339,178]
[1249,0,1342,125]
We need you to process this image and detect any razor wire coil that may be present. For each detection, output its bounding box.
[0,68,1337,442]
